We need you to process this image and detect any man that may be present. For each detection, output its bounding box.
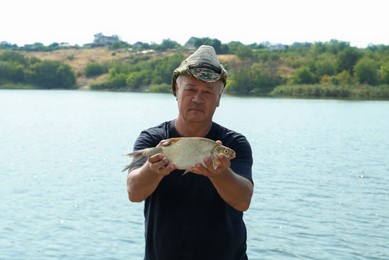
[126,45,254,260]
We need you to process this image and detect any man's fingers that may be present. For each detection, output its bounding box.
[148,154,175,175]
[158,139,171,147]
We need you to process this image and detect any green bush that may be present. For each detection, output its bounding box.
[290,66,316,84]
[354,58,379,85]
[270,84,350,98]
[27,60,76,89]
[84,62,107,77]
[0,51,76,89]
[379,62,389,84]
[147,83,171,93]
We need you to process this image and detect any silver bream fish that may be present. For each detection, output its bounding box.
[122,137,236,173]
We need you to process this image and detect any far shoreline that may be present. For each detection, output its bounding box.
[2,84,389,101]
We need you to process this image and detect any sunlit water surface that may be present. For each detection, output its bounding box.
[1,90,388,259]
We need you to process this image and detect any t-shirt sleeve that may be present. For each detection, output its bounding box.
[225,134,254,184]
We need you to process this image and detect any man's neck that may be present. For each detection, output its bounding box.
[175,118,212,137]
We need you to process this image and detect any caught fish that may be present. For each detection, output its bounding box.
[122,137,236,173]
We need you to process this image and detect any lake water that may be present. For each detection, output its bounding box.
[1,90,388,259]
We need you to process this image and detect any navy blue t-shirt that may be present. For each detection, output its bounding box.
[130,120,253,260]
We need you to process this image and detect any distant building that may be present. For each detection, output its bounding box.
[269,43,287,51]
[184,37,198,49]
[93,33,120,46]
[59,42,70,47]
[137,49,155,55]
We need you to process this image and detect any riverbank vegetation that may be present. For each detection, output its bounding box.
[1,38,389,99]
[0,51,76,89]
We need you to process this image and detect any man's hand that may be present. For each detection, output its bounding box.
[147,139,176,176]
[190,140,231,177]
[147,153,176,176]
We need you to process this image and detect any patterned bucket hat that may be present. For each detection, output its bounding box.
[171,45,228,96]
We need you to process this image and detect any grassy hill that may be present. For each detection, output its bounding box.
[21,48,131,87]
[3,45,388,99]
[21,47,242,88]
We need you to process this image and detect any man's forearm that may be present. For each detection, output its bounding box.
[209,169,253,212]
[127,163,164,202]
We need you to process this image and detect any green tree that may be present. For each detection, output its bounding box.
[153,39,180,51]
[335,70,353,85]
[0,51,28,65]
[194,38,223,54]
[126,70,149,91]
[379,61,389,84]
[236,45,254,60]
[151,53,184,84]
[354,57,379,85]
[336,47,362,74]
[0,61,25,83]
[27,60,76,89]
[325,39,350,55]
[107,73,127,89]
[84,62,108,77]
[314,54,336,78]
[227,63,278,95]
[225,41,245,54]
[290,66,316,84]
[227,66,252,95]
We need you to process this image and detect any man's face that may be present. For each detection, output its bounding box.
[175,75,223,124]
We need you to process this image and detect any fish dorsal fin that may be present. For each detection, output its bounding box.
[168,137,183,144]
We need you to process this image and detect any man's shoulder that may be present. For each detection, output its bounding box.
[212,122,252,157]
[212,122,249,144]
[142,120,172,135]
[135,120,173,149]
[212,122,253,181]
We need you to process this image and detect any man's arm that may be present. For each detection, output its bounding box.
[191,153,253,212]
[127,153,176,202]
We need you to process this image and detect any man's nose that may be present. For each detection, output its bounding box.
[192,91,204,103]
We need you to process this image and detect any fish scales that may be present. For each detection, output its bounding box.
[122,137,235,173]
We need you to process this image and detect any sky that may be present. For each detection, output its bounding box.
[1,0,388,48]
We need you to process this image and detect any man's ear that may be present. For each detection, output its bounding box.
[216,93,221,107]
[175,84,179,100]
[216,83,224,107]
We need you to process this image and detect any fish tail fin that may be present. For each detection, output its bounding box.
[122,150,144,172]
[122,147,161,172]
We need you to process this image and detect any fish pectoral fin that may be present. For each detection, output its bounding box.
[182,166,197,175]
[182,170,190,175]
[122,164,131,172]
[212,157,219,170]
